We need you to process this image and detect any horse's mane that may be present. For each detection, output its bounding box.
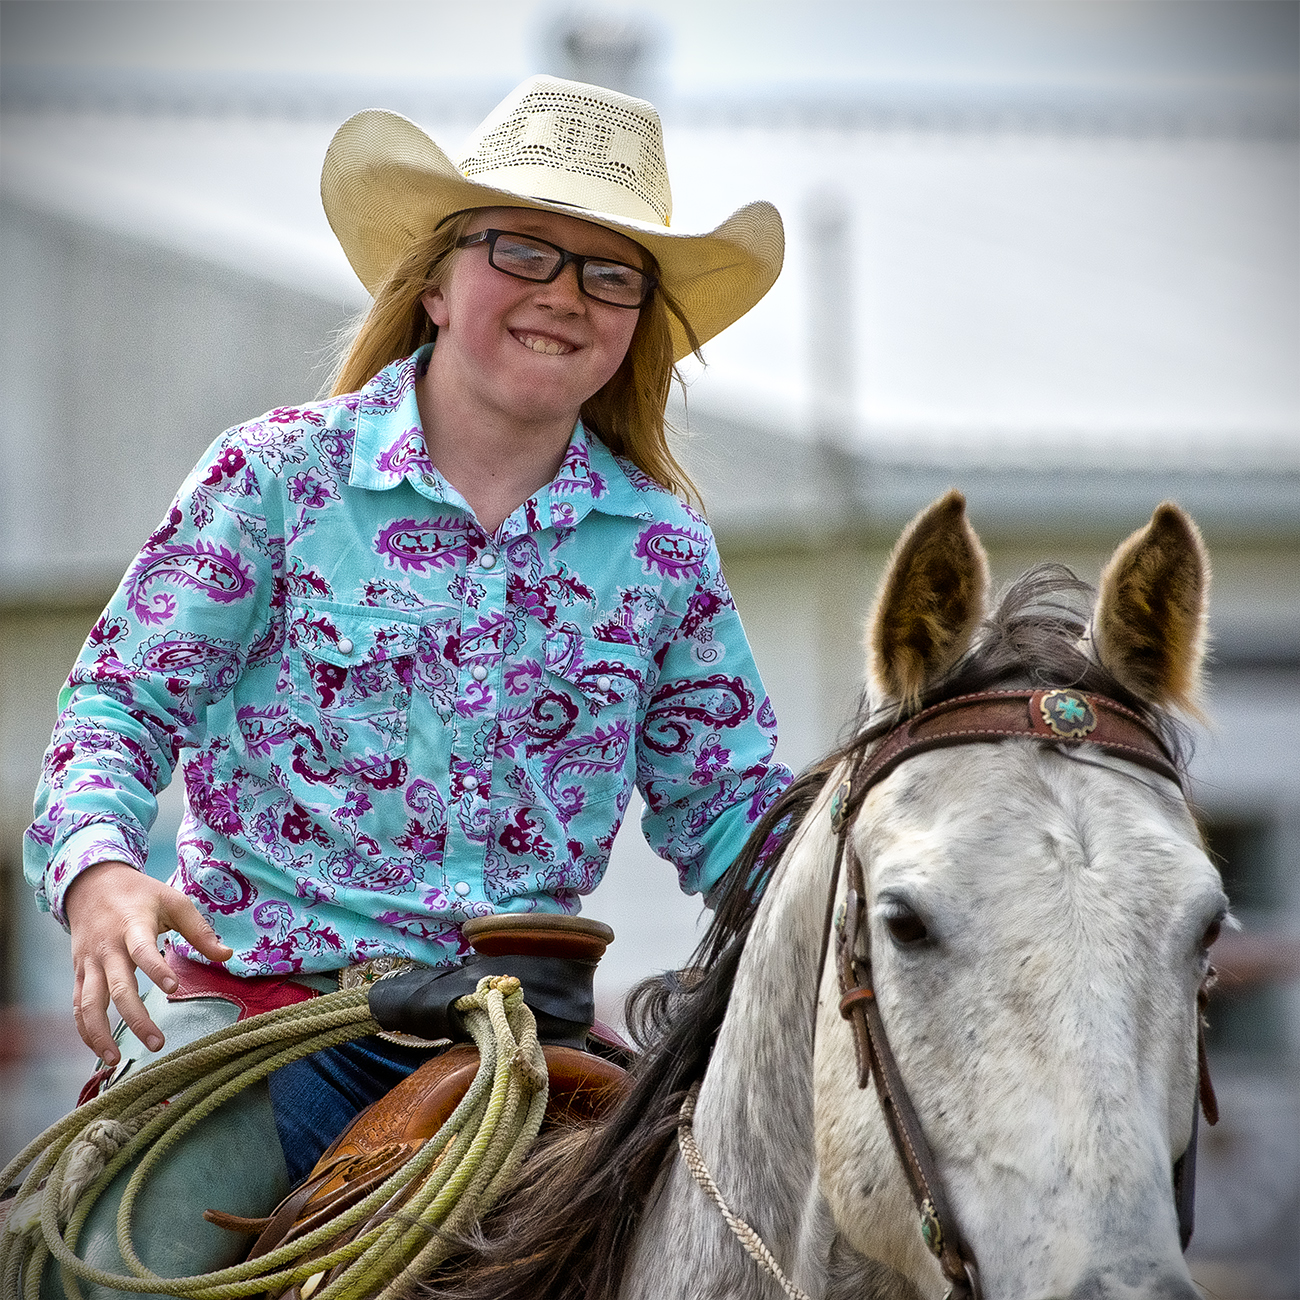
[416,565,1190,1300]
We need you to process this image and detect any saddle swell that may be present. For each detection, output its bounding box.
[204,914,631,1287]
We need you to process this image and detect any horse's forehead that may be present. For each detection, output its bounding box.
[861,742,1207,898]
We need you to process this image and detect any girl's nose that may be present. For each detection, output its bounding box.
[534,262,586,311]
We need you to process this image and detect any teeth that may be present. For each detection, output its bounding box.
[519,335,570,355]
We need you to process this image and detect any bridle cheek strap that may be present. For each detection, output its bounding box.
[824,687,1213,1296]
[1173,978,1219,1250]
[836,833,981,1300]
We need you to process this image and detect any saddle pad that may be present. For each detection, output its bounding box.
[163,945,318,1019]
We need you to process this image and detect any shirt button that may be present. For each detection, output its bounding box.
[421,473,436,487]
[337,637,354,655]
[471,664,488,681]
[596,675,612,693]
[453,881,471,897]
[462,775,479,791]
[479,552,498,570]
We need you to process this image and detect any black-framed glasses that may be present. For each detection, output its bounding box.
[456,229,656,309]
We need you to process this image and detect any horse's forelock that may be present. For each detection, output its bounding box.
[850,563,1192,774]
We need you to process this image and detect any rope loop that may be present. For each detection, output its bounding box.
[0,976,549,1299]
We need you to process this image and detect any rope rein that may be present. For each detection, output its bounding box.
[1,975,548,1300]
[677,1083,812,1300]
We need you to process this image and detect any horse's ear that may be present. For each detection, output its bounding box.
[1091,502,1210,717]
[867,490,989,709]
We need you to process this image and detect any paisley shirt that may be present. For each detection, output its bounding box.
[25,347,792,975]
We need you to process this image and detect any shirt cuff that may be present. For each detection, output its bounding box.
[45,825,148,928]
[680,801,762,899]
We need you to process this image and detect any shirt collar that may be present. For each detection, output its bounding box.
[349,346,436,491]
[496,422,656,540]
[348,346,657,530]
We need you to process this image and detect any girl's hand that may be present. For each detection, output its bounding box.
[64,861,234,1065]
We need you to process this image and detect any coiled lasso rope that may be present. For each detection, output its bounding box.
[0,975,548,1300]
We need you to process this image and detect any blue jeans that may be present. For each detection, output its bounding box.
[267,1036,434,1184]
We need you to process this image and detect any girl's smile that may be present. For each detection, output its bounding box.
[515,333,575,356]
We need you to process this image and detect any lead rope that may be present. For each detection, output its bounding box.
[0,975,548,1300]
[677,1082,812,1300]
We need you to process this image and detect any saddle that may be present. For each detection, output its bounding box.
[205,916,630,1297]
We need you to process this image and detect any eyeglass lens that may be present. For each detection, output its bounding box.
[483,232,651,307]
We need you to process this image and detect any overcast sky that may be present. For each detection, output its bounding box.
[3,0,1296,97]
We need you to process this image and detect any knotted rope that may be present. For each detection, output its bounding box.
[0,975,548,1300]
[59,1112,170,1224]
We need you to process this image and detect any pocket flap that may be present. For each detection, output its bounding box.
[544,630,645,708]
[289,603,423,667]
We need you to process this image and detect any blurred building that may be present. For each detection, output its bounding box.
[2,4,1298,1288]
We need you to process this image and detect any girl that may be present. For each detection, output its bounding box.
[25,75,790,1214]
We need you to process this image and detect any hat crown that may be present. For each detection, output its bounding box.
[456,75,673,228]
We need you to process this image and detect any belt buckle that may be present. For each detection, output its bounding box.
[339,956,448,1050]
[337,955,419,992]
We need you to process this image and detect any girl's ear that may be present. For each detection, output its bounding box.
[866,490,989,711]
[422,288,449,330]
[1090,502,1210,718]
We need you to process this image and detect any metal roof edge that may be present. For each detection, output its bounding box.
[676,407,1300,545]
[4,66,1295,141]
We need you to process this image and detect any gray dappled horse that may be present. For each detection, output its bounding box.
[419,492,1222,1300]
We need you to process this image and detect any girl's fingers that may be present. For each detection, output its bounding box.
[124,917,177,996]
[163,893,233,964]
[73,960,123,1064]
[103,936,164,1053]
[66,867,232,1063]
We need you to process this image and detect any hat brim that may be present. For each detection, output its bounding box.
[321,110,784,363]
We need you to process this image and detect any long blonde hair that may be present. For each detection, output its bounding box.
[330,214,703,505]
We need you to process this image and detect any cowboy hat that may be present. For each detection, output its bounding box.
[320,74,784,362]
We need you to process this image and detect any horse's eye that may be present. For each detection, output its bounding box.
[1201,916,1223,950]
[881,903,929,947]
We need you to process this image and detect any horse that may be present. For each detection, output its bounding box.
[412,489,1224,1300]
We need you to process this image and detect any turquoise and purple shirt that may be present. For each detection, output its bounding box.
[25,347,791,974]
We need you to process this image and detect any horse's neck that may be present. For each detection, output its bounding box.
[621,809,840,1299]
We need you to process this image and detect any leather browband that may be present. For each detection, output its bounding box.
[846,689,1182,816]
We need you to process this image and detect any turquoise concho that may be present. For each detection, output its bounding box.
[1039,689,1098,739]
[919,1197,944,1257]
[829,779,852,833]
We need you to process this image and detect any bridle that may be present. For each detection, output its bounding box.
[819,687,1220,1300]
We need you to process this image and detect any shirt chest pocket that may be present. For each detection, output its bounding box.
[517,632,647,812]
[287,602,423,777]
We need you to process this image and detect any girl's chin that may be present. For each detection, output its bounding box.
[489,375,612,424]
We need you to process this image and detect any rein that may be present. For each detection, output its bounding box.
[681,687,1218,1300]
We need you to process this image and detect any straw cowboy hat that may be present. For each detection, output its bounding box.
[321,74,784,362]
